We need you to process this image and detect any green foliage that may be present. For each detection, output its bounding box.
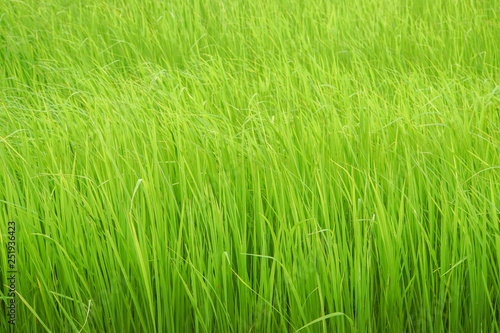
[1,0,499,331]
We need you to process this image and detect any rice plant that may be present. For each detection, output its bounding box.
[0,0,499,331]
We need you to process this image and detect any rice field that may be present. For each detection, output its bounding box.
[1,0,500,332]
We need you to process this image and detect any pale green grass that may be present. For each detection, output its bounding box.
[1,0,500,332]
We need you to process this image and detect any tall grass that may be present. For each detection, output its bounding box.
[1,0,499,331]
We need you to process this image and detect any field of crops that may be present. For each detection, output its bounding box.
[1,0,500,332]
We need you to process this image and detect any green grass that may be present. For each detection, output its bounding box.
[1,0,500,331]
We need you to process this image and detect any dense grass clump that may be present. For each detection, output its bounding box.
[1,0,500,332]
